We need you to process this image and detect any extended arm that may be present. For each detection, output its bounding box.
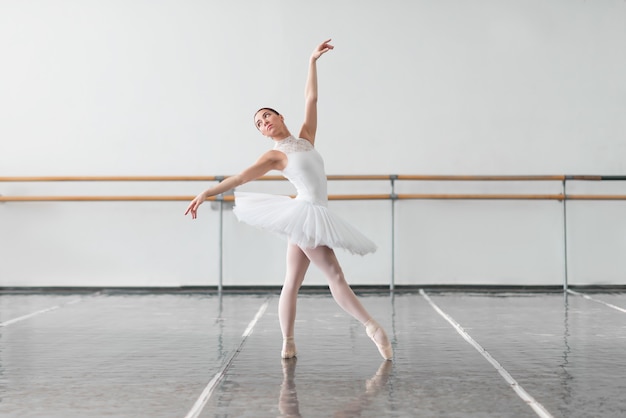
[185,150,286,219]
[299,39,334,144]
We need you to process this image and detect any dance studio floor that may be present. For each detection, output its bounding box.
[1,288,625,417]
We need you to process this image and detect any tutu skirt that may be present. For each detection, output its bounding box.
[233,192,377,256]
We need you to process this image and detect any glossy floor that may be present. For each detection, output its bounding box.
[0,289,624,417]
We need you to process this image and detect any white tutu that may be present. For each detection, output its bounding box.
[233,192,377,256]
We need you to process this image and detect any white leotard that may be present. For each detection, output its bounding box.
[233,136,376,255]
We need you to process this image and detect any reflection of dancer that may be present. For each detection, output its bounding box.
[278,359,301,418]
[278,358,392,418]
[185,39,392,361]
[334,361,393,418]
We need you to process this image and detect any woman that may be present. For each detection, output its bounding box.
[185,39,392,361]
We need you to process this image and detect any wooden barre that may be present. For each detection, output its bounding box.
[0,195,388,202]
[6,193,626,202]
[0,176,221,182]
[396,193,566,200]
[0,174,574,182]
[0,176,288,182]
[0,175,389,182]
[395,175,566,181]
[0,196,198,202]
[3,175,626,183]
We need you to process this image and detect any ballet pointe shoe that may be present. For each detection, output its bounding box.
[281,336,297,359]
[365,319,393,361]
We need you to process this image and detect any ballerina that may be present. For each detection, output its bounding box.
[185,39,392,361]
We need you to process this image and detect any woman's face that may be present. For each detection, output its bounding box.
[254,109,283,137]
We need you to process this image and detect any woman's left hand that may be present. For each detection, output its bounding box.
[311,39,334,61]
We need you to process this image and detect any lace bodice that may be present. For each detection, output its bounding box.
[273,136,313,153]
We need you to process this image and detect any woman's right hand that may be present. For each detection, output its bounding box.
[185,192,208,219]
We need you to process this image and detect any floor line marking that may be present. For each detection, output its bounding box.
[419,289,554,418]
[0,293,99,327]
[567,289,626,313]
[183,297,271,418]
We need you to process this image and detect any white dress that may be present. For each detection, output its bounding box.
[233,136,377,255]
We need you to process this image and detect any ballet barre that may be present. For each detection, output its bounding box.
[3,193,626,202]
[0,174,568,182]
[2,174,624,202]
[2,174,625,292]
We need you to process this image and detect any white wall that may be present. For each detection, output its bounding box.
[1,1,625,287]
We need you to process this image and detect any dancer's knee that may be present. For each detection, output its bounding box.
[281,280,300,294]
[325,265,345,284]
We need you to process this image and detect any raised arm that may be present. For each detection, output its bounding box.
[298,39,334,144]
[185,150,286,219]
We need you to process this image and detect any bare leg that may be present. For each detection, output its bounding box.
[279,242,310,358]
[301,246,393,360]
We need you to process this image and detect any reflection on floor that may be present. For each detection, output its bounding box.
[1,290,625,417]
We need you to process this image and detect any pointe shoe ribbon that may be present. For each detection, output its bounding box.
[365,320,393,361]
